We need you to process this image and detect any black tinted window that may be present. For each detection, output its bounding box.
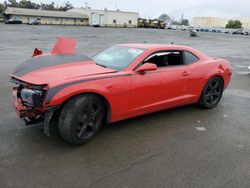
[184,51,199,64]
[145,51,184,67]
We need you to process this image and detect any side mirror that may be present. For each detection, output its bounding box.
[136,63,157,73]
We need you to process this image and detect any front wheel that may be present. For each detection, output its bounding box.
[58,94,105,145]
[198,77,224,109]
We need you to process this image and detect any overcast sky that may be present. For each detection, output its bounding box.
[2,0,250,20]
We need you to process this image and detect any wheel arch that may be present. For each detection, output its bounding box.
[196,74,225,104]
[60,92,111,124]
[197,75,225,109]
[207,74,224,88]
[44,92,111,137]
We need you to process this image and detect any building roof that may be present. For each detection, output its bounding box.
[4,7,88,19]
[68,8,139,15]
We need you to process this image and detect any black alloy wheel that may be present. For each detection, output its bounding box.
[199,77,224,109]
[58,94,105,145]
[75,100,102,139]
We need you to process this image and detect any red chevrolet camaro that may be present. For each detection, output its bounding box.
[11,38,232,145]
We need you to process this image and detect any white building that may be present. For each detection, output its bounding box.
[193,17,250,29]
[68,8,139,27]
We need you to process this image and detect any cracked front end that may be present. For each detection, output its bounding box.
[11,77,48,123]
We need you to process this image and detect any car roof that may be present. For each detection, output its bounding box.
[117,43,209,59]
[117,43,193,50]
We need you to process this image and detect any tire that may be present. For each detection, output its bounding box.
[198,77,224,109]
[58,94,105,145]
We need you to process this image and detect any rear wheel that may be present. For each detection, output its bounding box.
[198,77,224,109]
[58,94,105,145]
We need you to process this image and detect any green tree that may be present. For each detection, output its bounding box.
[181,19,189,26]
[158,14,170,22]
[40,2,56,10]
[58,1,73,11]
[6,0,18,7]
[0,3,4,13]
[226,20,242,29]
[19,0,40,9]
[2,0,74,11]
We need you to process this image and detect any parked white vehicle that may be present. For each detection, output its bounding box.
[171,25,177,30]
[27,19,41,25]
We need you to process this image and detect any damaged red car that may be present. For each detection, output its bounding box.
[10,37,232,145]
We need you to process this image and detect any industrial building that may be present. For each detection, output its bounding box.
[67,8,139,27]
[4,7,88,25]
[193,17,250,29]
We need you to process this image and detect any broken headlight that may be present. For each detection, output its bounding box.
[20,88,44,107]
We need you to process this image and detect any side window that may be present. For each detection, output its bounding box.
[144,51,184,68]
[184,51,199,64]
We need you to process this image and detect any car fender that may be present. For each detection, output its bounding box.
[44,82,112,137]
[46,82,111,107]
[204,60,232,90]
[191,59,230,99]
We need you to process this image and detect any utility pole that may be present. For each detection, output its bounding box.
[181,13,184,22]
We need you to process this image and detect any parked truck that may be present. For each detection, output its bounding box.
[137,18,165,29]
[148,19,166,29]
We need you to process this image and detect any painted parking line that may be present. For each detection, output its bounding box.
[195,127,207,131]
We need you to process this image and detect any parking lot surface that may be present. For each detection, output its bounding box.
[0,24,250,188]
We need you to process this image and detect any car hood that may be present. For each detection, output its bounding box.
[11,54,116,85]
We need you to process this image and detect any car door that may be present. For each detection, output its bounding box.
[128,51,193,116]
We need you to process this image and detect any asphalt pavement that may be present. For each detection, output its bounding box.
[0,24,250,188]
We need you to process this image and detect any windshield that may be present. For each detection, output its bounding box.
[93,46,144,70]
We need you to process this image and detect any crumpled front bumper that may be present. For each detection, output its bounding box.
[12,87,59,136]
[12,87,27,118]
[12,87,44,120]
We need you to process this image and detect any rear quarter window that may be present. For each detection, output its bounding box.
[184,51,199,65]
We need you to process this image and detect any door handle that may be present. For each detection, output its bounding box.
[181,71,190,76]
